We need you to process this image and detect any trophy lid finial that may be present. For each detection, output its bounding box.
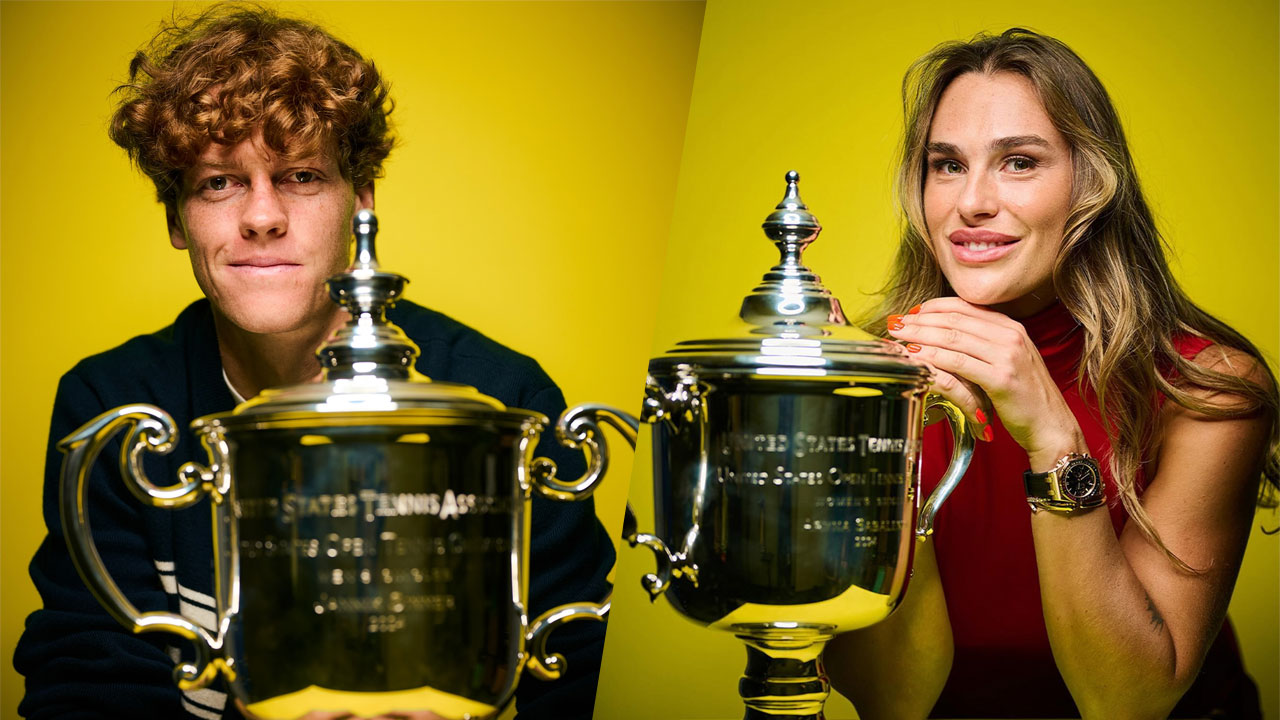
[739,170,846,335]
[315,210,422,380]
[353,208,379,269]
[761,170,820,238]
[655,169,916,379]
[218,210,520,417]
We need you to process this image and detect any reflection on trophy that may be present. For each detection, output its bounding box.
[625,172,975,719]
[58,210,633,720]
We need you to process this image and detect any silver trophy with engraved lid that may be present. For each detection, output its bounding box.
[58,210,635,720]
[626,171,975,719]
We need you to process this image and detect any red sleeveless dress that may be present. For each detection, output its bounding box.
[920,301,1261,718]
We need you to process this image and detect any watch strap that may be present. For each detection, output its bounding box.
[1023,468,1056,504]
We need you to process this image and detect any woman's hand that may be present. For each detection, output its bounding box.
[886,297,1083,465]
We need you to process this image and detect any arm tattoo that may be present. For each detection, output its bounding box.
[1145,593,1165,633]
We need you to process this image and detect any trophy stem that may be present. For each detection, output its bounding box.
[734,624,834,720]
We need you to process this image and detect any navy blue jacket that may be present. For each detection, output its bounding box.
[15,299,613,719]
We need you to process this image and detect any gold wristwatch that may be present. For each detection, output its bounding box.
[1023,452,1104,513]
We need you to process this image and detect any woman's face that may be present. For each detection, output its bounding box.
[922,71,1074,318]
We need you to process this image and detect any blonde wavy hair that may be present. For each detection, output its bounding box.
[866,28,1279,569]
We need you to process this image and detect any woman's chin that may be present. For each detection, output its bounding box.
[949,282,1056,316]
[950,287,1015,308]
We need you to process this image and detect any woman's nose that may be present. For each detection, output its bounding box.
[956,170,999,221]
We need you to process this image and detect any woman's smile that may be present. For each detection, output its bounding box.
[948,228,1021,263]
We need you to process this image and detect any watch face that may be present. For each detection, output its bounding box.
[1061,461,1101,502]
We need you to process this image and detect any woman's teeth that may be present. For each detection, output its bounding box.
[965,242,1005,251]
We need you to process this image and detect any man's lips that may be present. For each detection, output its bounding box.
[948,228,1020,263]
[228,259,302,274]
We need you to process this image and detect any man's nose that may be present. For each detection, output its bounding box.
[240,183,288,238]
[956,170,999,221]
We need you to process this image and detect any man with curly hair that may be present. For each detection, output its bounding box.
[14,6,612,720]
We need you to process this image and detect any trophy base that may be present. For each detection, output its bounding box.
[732,623,834,720]
[243,684,500,720]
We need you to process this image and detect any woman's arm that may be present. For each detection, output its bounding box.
[1025,346,1266,717]
[889,298,1269,718]
[824,539,954,720]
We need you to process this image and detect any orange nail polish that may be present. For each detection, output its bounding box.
[889,321,904,331]
[906,343,921,353]
[908,304,921,315]
[982,425,994,442]
[975,408,987,424]
[887,314,904,327]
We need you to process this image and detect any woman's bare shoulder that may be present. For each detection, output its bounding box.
[1171,342,1275,415]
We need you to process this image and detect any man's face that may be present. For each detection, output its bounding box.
[170,133,373,335]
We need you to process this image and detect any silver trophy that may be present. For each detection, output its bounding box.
[59,210,632,719]
[625,172,974,719]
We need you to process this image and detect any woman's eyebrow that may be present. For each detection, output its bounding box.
[990,135,1051,152]
[925,136,1052,156]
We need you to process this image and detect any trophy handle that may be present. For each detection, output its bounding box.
[624,375,704,602]
[914,395,975,538]
[529,403,639,500]
[524,598,610,681]
[58,404,228,690]
[626,531,698,601]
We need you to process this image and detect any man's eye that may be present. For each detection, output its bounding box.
[291,171,316,183]
[205,176,229,191]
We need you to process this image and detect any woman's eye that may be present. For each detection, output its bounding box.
[1007,157,1036,172]
[930,159,963,174]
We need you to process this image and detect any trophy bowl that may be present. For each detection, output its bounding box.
[58,211,632,720]
[625,172,974,719]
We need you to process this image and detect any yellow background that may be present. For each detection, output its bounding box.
[0,2,703,718]
[596,1,1280,718]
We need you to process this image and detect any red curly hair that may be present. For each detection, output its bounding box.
[109,3,394,213]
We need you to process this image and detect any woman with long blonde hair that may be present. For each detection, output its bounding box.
[825,28,1278,718]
